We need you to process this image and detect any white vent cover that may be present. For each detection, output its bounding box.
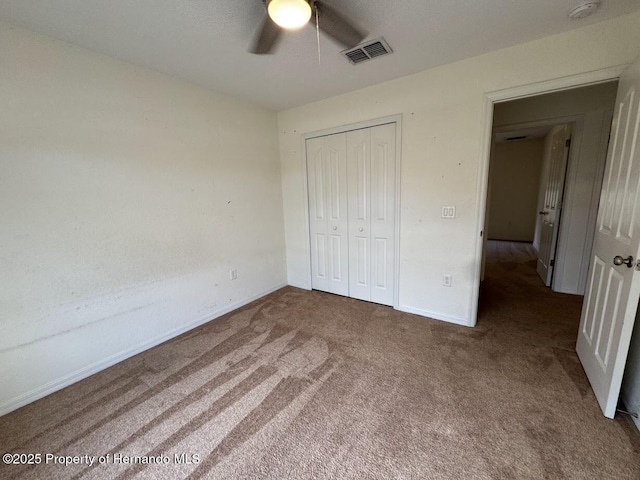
[343,38,392,65]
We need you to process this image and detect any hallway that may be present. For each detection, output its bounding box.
[477,240,640,472]
[480,240,583,351]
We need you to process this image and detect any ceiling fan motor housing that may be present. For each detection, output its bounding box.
[251,0,365,55]
[267,0,312,29]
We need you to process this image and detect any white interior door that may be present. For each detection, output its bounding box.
[307,133,349,296]
[345,123,396,306]
[307,122,397,306]
[369,123,396,306]
[537,124,571,286]
[577,57,640,418]
[347,128,372,302]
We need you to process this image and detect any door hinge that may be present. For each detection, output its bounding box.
[565,138,571,148]
[550,259,555,267]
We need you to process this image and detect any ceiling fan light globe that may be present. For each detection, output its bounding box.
[268,0,312,30]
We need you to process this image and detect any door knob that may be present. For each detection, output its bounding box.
[613,255,634,268]
[332,226,337,231]
[539,211,549,215]
[359,227,364,232]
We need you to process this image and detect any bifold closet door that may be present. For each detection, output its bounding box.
[306,133,349,296]
[347,123,396,306]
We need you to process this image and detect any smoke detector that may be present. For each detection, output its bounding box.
[568,1,600,20]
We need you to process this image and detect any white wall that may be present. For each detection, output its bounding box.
[278,11,640,326]
[0,22,286,414]
[487,139,544,242]
[622,304,640,431]
[494,83,617,294]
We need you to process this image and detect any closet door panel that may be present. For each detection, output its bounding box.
[347,128,372,301]
[307,137,330,292]
[370,123,396,306]
[307,134,348,295]
[324,133,349,296]
[308,123,396,306]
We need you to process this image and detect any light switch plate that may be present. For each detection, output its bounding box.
[442,206,456,219]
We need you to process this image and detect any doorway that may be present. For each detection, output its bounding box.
[481,82,617,295]
[475,73,640,421]
[485,122,574,290]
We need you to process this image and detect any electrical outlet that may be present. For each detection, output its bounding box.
[443,274,452,287]
[442,206,456,219]
[230,269,237,280]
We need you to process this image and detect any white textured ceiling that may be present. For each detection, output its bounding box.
[1,1,639,111]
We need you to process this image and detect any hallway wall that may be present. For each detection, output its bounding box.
[487,139,544,242]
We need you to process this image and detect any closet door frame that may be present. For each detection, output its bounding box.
[301,114,402,309]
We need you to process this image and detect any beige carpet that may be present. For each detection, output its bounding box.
[1,240,639,479]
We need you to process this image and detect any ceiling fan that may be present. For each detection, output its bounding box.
[250,0,367,54]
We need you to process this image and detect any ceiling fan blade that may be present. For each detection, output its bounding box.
[250,15,282,54]
[314,1,366,49]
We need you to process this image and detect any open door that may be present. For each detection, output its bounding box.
[577,56,640,418]
[536,124,572,287]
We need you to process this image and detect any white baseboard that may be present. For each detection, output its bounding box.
[396,304,473,327]
[0,282,287,417]
[287,281,311,290]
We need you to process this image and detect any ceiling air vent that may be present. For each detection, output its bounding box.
[343,38,392,65]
